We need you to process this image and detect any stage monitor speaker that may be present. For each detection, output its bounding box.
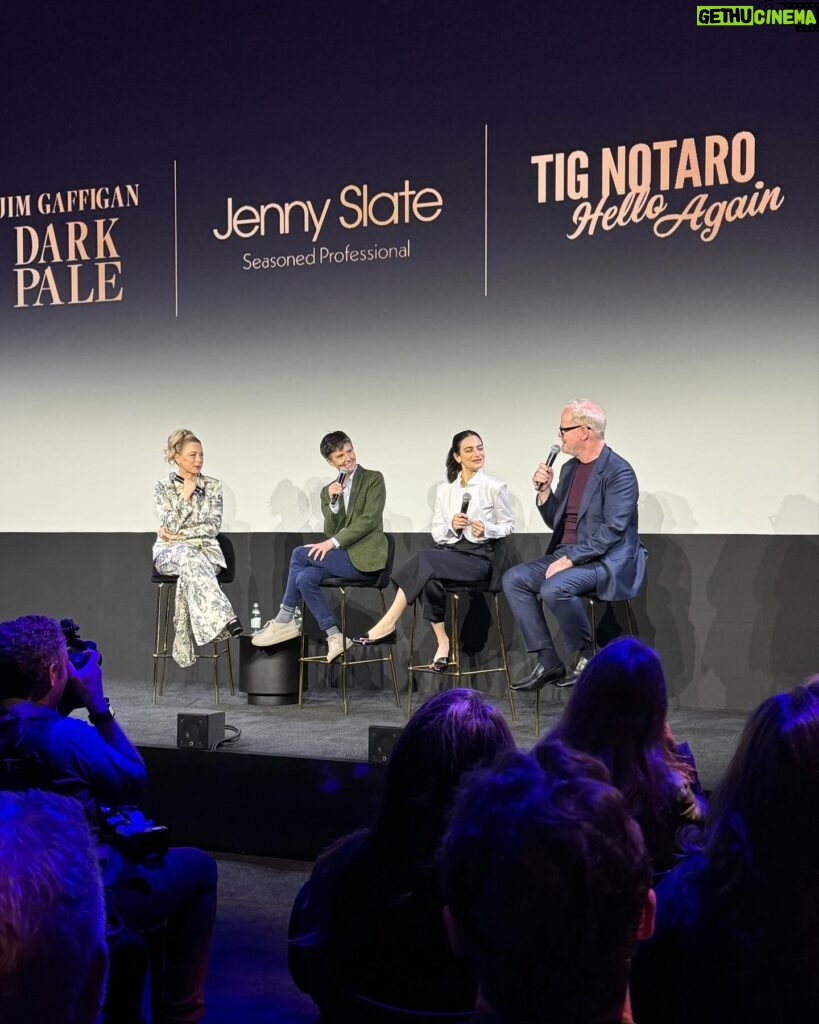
[177,711,225,750]
[368,725,403,764]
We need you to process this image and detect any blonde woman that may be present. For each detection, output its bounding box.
[153,428,242,667]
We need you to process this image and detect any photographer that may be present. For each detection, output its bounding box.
[0,615,217,1024]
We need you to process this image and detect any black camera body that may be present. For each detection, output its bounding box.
[99,805,170,860]
[58,618,100,716]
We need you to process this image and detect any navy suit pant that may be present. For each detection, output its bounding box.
[502,552,604,667]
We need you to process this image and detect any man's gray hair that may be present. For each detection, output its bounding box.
[0,790,108,1024]
[568,399,606,438]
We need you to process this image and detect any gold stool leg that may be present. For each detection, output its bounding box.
[380,590,401,708]
[152,585,164,705]
[450,593,461,688]
[339,588,349,716]
[407,599,419,718]
[493,593,516,722]
[625,599,636,638]
[226,640,235,695]
[298,603,307,709]
[212,640,220,705]
[159,583,174,698]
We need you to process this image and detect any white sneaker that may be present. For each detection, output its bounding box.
[251,619,300,647]
[326,634,353,663]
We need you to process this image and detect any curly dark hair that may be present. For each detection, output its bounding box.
[0,615,65,701]
[319,431,352,459]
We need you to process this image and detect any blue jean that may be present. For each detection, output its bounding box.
[283,545,375,632]
[502,552,604,665]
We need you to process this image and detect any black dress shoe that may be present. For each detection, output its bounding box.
[431,656,449,673]
[557,654,590,687]
[351,631,397,647]
[510,662,567,692]
[226,618,244,637]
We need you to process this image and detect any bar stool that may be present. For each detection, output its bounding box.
[406,539,516,720]
[298,534,400,715]
[151,533,236,705]
[535,595,639,732]
[588,595,637,651]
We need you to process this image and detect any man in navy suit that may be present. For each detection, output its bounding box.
[504,399,646,690]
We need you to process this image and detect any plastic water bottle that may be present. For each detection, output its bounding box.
[250,603,262,633]
[293,605,303,634]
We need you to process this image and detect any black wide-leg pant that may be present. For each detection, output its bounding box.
[391,546,493,622]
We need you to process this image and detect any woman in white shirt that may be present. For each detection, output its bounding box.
[153,428,243,667]
[353,430,514,671]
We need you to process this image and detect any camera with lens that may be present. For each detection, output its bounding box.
[99,805,170,860]
[58,618,101,716]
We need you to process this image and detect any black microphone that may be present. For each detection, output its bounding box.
[331,469,348,507]
[545,444,561,468]
[456,492,471,537]
[536,445,561,492]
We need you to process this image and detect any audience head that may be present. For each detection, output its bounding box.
[550,637,668,764]
[441,742,653,1024]
[0,790,108,1024]
[319,430,353,459]
[376,688,514,855]
[0,614,68,704]
[163,427,202,465]
[705,676,819,882]
[446,429,484,483]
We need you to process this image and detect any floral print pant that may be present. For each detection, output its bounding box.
[154,542,235,668]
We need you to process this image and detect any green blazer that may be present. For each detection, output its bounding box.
[321,466,388,573]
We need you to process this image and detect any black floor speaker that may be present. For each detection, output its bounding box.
[177,711,226,749]
[368,725,403,764]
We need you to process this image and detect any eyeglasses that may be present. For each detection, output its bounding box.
[558,425,584,436]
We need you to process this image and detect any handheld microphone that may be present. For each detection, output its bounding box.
[330,469,348,508]
[456,492,471,537]
[535,445,561,492]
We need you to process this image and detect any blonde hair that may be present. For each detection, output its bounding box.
[164,428,201,465]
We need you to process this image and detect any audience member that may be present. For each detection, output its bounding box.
[288,688,515,1021]
[632,677,819,1024]
[0,789,108,1024]
[547,637,704,875]
[0,614,218,1024]
[440,741,654,1024]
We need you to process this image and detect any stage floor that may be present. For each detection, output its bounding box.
[106,676,749,793]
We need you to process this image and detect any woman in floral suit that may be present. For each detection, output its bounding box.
[153,428,242,667]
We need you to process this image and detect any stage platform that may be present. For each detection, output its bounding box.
[106,675,749,861]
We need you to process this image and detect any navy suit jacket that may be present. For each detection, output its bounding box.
[539,445,646,601]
